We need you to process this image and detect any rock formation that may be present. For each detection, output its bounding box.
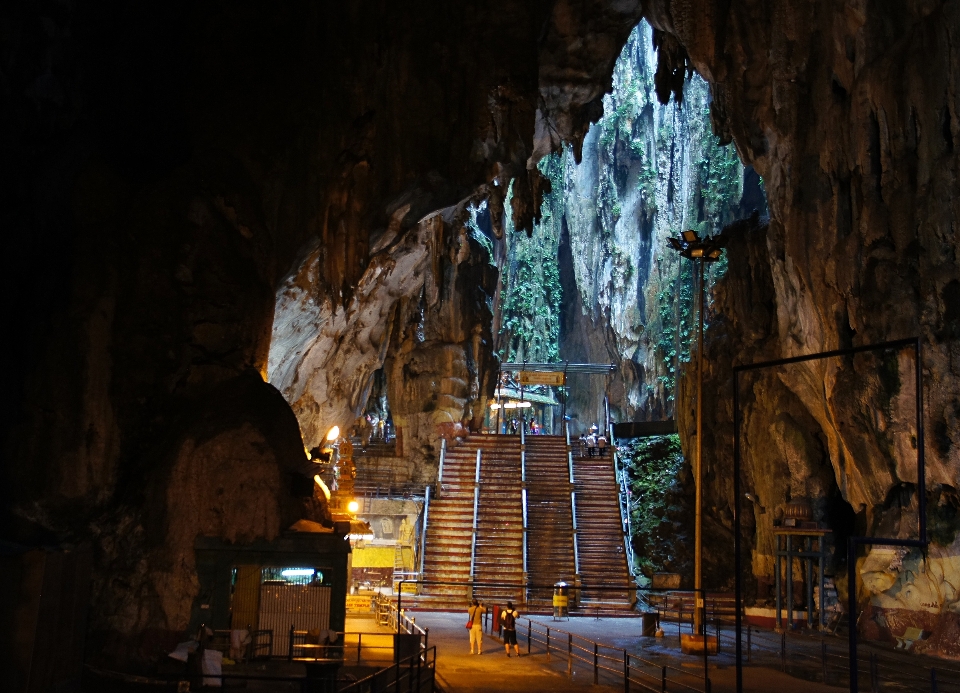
[640,0,960,654]
[550,21,762,427]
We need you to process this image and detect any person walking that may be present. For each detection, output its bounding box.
[500,601,520,657]
[467,599,486,654]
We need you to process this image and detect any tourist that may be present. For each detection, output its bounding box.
[467,599,486,654]
[585,432,597,456]
[597,435,607,456]
[500,601,520,657]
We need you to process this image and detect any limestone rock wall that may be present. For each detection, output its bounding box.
[555,22,756,428]
[269,204,501,468]
[641,0,960,653]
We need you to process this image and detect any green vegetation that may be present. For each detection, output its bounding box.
[654,259,694,399]
[620,434,689,577]
[499,157,567,363]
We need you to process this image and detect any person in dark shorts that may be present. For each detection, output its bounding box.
[500,601,520,657]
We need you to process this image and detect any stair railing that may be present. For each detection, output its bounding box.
[520,422,526,482]
[469,448,481,593]
[610,423,635,578]
[566,423,580,580]
[522,485,529,602]
[521,419,529,602]
[418,485,430,577]
[571,490,581,577]
[436,438,446,499]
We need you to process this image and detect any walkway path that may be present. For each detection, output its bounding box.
[407,611,845,693]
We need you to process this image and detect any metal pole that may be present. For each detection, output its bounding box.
[702,594,709,685]
[561,362,569,428]
[806,537,814,628]
[786,535,793,631]
[848,541,857,693]
[594,642,599,685]
[780,631,786,671]
[419,486,430,576]
[695,257,704,634]
[733,369,743,693]
[821,640,828,683]
[496,366,502,435]
[623,650,629,693]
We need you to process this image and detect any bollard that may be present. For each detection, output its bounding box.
[932,667,939,693]
[289,624,295,662]
[780,631,786,671]
[871,652,879,693]
[357,633,362,664]
[594,642,599,685]
[623,650,629,693]
[546,627,550,659]
[416,648,422,693]
[821,641,828,683]
[660,665,667,693]
[746,626,752,663]
[568,634,573,676]
[678,598,684,645]
[528,620,532,654]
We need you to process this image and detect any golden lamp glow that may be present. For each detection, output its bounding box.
[347,500,360,513]
[313,475,331,501]
[326,425,340,441]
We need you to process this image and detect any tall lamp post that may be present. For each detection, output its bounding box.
[667,229,726,633]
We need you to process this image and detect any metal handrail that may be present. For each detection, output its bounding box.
[570,491,580,575]
[419,485,430,576]
[436,438,446,498]
[469,449,481,583]
[519,618,708,693]
[521,486,528,591]
[338,646,436,693]
[610,424,636,577]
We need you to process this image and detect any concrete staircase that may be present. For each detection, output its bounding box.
[417,440,477,607]
[410,432,633,613]
[471,435,524,605]
[573,453,635,610]
[524,435,577,607]
[416,435,523,608]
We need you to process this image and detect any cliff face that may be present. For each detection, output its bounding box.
[640,0,960,653]
[554,22,760,427]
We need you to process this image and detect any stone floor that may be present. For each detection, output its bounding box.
[398,610,960,693]
[193,611,960,692]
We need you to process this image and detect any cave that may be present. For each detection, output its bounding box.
[3,0,960,690]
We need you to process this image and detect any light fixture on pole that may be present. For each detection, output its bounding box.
[667,228,726,634]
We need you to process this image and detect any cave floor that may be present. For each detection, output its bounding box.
[404,610,954,692]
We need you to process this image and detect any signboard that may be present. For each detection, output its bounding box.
[517,370,565,386]
[346,595,374,612]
